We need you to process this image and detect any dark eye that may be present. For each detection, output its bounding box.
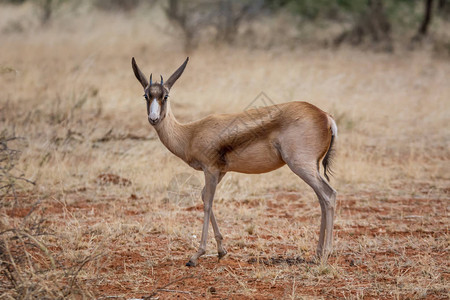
[143,94,148,101]
[164,95,169,101]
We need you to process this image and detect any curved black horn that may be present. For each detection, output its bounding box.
[149,74,153,86]
[160,75,164,85]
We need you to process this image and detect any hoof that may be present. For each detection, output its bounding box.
[316,250,331,263]
[316,248,323,258]
[218,249,228,260]
[186,260,197,267]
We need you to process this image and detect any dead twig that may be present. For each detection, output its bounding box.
[15,230,56,270]
[145,275,195,299]
[157,288,192,294]
[2,237,24,285]
[0,132,34,205]
[93,128,153,143]
[65,253,103,297]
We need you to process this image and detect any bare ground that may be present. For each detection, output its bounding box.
[3,181,448,299]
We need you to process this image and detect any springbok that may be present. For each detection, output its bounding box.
[131,57,337,266]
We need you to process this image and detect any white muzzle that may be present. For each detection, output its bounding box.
[149,98,161,123]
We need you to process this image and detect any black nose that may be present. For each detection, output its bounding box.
[148,117,158,125]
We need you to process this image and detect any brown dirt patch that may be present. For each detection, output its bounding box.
[2,188,448,299]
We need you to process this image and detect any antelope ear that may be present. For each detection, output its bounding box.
[132,57,149,89]
[164,57,189,91]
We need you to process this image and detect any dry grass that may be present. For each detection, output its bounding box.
[0,3,449,299]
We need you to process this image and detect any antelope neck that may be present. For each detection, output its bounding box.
[153,103,190,162]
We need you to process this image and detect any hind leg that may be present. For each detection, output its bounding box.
[319,175,337,255]
[319,177,337,256]
[281,154,337,259]
[296,166,336,259]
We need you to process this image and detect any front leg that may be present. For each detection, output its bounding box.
[201,172,227,260]
[186,170,219,267]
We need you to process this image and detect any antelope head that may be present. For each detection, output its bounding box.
[131,57,189,126]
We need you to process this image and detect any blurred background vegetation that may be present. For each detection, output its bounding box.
[1,0,449,55]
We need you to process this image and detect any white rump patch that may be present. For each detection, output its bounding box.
[330,118,338,137]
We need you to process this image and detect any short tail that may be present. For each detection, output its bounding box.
[322,117,337,182]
